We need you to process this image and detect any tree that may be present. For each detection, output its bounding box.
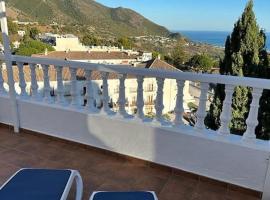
[168,44,188,70]
[29,27,40,40]
[205,0,269,138]
[117,37,134,49]
[7,19,18,35]
[152,51,164,59]
[81,35,101,46]
[15,40,55,56]
[189,54,214,72]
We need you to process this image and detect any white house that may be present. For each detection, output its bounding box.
[40,33,87,51]
[33,50,151,65]
[17,30,26,37]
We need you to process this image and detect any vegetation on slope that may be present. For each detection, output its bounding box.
[6,0,170,37]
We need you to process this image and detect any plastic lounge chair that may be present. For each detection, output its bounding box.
[89,191,158,200]
[0,168,83,200]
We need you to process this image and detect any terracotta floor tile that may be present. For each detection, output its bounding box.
[0,145,8,152]
[191,180,228,200]
[0,126,262,200]
[0,161,20,185]
[0,149,43,168]
[0,134,29,148]
[158,176,196,200]
[227,190,261,200]
[96,178,134,191]
[132,175,168,194]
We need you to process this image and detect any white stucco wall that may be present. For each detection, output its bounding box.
[54,37,87,51]
[0,95,269,192]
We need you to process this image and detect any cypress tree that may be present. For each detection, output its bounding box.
[205,0,268,136]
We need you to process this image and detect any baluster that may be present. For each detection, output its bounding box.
[55,66,66,105]
[194,82,209,130]
[173,80,185,126]
[17,62,27,98]
[117,74,128,117]
[218,84,234,135]
[243,87,263,141]
[70,67,80,108]
[101,72,111,114]
[154,77,165,122]
[42,64,52,103]
[30,63,39,100]
[135,75,145,120]
[85,70,97,112]
[0,63,7,95]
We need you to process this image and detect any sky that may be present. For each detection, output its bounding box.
[96,0,270,32]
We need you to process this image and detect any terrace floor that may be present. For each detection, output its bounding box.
[0,124,262,200]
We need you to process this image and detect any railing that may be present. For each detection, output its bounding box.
[1,53,270,141]
[1,0,270,142]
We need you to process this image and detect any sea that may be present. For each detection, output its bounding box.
[177,31,270,50]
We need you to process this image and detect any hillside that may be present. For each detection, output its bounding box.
[5,0,170,37]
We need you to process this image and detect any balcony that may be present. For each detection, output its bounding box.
[0,125,262,200]
[0,2,270,200]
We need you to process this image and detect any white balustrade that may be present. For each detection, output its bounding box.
[55,66,66,105]
[218,84,234,135]
[194,82,209,130]
[0,63,6,95]
[0,43,270,142]
[135,75,145,120]
[29,63,39,100]
[173,80,185,126]
[117,74,128,117]
[101,72,111,114]
[70,67,80,108]
[154,77,165,122]
[243,87,263,141]
[85,70,97,112]
[42,64,52,103]
[17,62,27,98]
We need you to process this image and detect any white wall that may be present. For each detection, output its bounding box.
[54,37,87,51]
[0,95,269,192]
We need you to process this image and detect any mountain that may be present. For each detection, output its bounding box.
[5,0,171,37]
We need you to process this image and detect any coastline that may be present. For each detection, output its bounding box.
[176,30,270,51]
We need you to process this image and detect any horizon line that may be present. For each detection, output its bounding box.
[172,30,270,33]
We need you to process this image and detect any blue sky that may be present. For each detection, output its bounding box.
[96,0,270,32]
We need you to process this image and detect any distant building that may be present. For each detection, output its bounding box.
[0,43,3,52]
[40,33,87,51]
[12,20,38,26]
[17,30,26,37]
[4,54,195,114]
[33,50,152,65]
[12,41,20,49]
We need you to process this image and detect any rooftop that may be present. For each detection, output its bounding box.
[32,51,139,61]
[0,125,261,200]
[1,58,177,82]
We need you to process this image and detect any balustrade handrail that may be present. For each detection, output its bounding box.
[1,53,270,90]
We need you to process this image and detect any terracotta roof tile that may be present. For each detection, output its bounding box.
[33,51,138,61]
